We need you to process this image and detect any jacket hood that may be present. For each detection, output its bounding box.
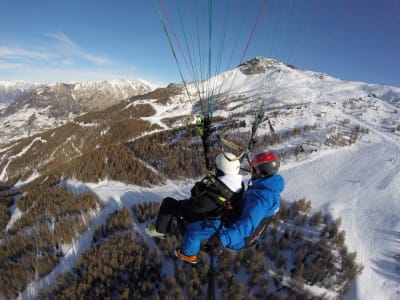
[251,174,285,193]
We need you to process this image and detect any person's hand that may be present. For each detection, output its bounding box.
[207,233,223,256]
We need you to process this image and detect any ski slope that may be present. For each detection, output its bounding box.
[281,137,400,300]
[280,95,400,299]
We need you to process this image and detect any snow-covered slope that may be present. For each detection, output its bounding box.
[0,79,159,148]
[282,132,400,300]
[0,80,42,104]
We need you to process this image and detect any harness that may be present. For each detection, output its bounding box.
[186,174,244,224]
[244,215,274,247]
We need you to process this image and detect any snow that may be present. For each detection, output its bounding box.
[18,179,193,300]
[0,137,47,181]
[281,140,400,300]
[18,134,400,299]
[5,59,400,299]
[19,126,400,300]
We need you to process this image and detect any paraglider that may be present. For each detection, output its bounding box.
[153,0,272,169]
[150,1,282,299]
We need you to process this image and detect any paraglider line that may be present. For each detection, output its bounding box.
[239,0,268,64]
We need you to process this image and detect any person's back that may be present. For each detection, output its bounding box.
[167,152,241,222]
[175,152,243,263]
[147,152,243,263]
[184,170,243,221]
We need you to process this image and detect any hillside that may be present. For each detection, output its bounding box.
[0,57,399,299]
[0,79,158,148]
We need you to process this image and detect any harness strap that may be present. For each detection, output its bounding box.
[245,216,273,247]
[196,175,243,233]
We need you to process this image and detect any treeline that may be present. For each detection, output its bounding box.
[0,179,19,239]
[75,115,367,183]
[76,102,162,145]
[0,175,102,299]
[74,102,156,125]
[58,144,164,185]
[36,208,180,300]
[1,102,162,181]
[93,207,134,242]
[37,232,167,300]
[2,100,369,186]
[34,198,363,299]
[128,125,216,180]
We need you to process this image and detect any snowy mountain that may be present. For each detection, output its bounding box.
[1,57,400,299]
[0,80,42,104]
[0,79,159,147]
[0,79,158,106]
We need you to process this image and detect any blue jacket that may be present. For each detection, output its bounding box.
[219,173,284,250]
[181,174,284,255]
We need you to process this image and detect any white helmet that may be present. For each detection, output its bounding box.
[215,152,240,175]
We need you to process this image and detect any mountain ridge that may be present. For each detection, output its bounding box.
[0,78,159,112]
[0,78,160,148]
[1,57,399,183]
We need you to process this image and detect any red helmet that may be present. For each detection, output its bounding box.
[250,152,280,178]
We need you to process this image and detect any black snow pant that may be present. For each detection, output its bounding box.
[155,197,191,234]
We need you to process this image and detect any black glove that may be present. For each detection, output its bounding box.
[207,233,223,256]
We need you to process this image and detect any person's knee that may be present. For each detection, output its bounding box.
[159,197,178,212]
[163,197,177,204]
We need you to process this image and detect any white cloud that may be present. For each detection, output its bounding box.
[45,32,111,65]
[0,32,110,68]
[5,66,133,83]
[62,59,75,66]
[0,33,128,82]
[0,60,25,69]
[0,47,53,60]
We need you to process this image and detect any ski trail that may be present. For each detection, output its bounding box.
[281,131,400,300]
[375,145,400,190]
[334,99,400,147]
[19,179,192,300]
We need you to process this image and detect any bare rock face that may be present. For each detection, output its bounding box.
[0,81,42,104]
[239,56,281,75]
[1,79,157,117]
[72,79,156,111]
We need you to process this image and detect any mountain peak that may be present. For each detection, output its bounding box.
[239,56,288,75]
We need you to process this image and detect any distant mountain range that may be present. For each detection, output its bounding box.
[0,79,159,148]
[0,81,42,104]
[1,56,400,182]
[0,78,158,111]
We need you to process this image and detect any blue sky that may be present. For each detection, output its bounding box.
[0,0,399,86]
